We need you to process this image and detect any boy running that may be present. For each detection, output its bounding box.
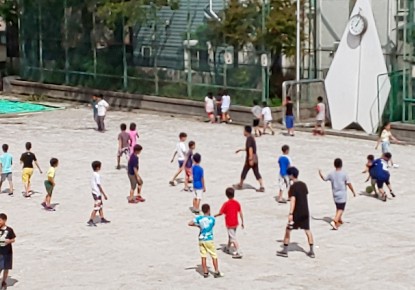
[277,167,315,258]
[277,145,292,203]
[0,144,13,196]
[128,144,145,203]
[0,213,16,290]
[188,204,224,278]
[117,123,131,169]
[215,187,244,258]
[20,142,42,197]
[183,141,196,192]
[169,132,188,185]
[251,100,262,137]
[372,153,395,201]
[319,158,356,230]
[313,96,325,135]
[261,102,275,135]
[87,161,110,226]
[191,153,205,214]
[41,158,59,211]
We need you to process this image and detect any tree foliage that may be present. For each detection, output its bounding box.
[0,0,18,25]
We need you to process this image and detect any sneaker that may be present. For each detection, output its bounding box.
[116,165,121,170]
[101,218,111,224]
[1,281,7,290]
[223,247,231,254]
[203,272,209,278]
[136,196,146,202]
[277,250,288,258]
[233,184,243,190]
[87,220,97,227]
[8,192,13,196]
[256,187,265,193]
[41,202,47,208]
[128,199,139,204]
[330,221,338,230]
[192,208,200,214]
[213,272,224,278]
[390,192,396,198]
[392,164,399,168]
[169,180,176,186]
[45,206,55,211]
[382,194,387,202]
[232,253,243,259]
[308,251,315,258]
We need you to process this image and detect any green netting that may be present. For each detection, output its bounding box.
[0,99,55,114]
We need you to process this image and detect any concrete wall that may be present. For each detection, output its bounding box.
[7,79,315,124]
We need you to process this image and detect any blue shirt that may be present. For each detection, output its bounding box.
[0,153,12,174]
[192,165,204,190]
[128,154,139,175]
[373,158,390,181]
[278,155,291,176]
[194,215,215,241]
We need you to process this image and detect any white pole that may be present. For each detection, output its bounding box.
[295,0,301,121]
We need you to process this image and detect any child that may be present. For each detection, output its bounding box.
[375,122,402,168]
[372,152,395,202]
[191,153,205,214]
[205,92,216,123]
[215,187,244,258]
[169,132,188,185]
[183,141,196,192]
[319,158,356,230]
[0,144,13,196]
[261,101,275,135]
[251,100,262,137]
[277,145,292,203]
[129,122,139,154]
[20,142,42,197]
[221,89,232,123]
[96,94,109,132]
[41,158,59,211]
[0,213,16,290]
[117,123,131,169]
[188,204,224,278]
[362,154,378,197]
[91,95,98,122]
[277,167,315,258]
[87,161,110,226]
[313,96,325,135]
[127,144,145,203]
[284,96,295,136]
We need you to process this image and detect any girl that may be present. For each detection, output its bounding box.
[129,123,139,155]
[284,96,295,136]
[375,122,401,168]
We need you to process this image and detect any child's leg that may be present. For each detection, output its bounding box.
[268,122,275,134]
[305,230,314,256]
[129,187,135,201]
[171,167,183,182]
[99,208,104,219]
[117,154,121,168]
[89,210,97,221]
[46,194,51,206]
[1,269,7,285]
[8,178,13,194]
[212,258,219,273]
[334,209,343,226]
[201,257,208,274]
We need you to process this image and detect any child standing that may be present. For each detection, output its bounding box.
[41,158,59,211]
[87,161,110,226]
[261,102,275,135]
[205,92,216,123]
[169,132,188,185]
[313,96,325,135]
[129,123,139,154]
[183,141,196,192]
[127,144,145,203]
[284,96,295,136]
[191,153,205,214]
[251,100,262,137]
[215,188,244,258]
[277,145,292,203]
[375,122,402,168]
[0,213,16,290]
[277,167,315,258]
[117,123,131,169]
[20,142,42,197]
[188,204,224,278]
[221,90,232,123]
[0,144,13,196]
[319,158,356,230]
[96,94,109,132]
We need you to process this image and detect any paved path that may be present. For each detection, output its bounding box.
[0,107,414,289]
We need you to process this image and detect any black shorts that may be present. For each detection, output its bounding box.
[0,254,13,270]
[335,202,346,210]
[376,179,390,189]
[253,119,260,127]
[291,215,310,230]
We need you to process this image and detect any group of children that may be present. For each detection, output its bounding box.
[204,90,233,124]
[251,101,275,136]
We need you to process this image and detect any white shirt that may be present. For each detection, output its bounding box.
[316,103,325,121]
[176,142,187,161]
[205,96,214,113]
[380,130,391,142]
[251,105,262,119]
[262,107,272,121]
[221,95,231,109]
[96,100,109,116]
[91,172,101,196]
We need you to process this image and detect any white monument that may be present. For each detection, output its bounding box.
[325,0,390,134]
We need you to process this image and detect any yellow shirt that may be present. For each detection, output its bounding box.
[47,167,56,179]
[381,130,391,142]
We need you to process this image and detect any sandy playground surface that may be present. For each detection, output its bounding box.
[0,105,414,290]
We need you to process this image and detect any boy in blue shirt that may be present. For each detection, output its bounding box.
[0,144,13,196]
[372,152,395,202]
[191,153,205,214]
[189,204,223,278]
[277,145,292,203]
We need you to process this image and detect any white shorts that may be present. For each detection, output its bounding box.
[227,228,237,242]
[278,175,290,191]
[194,189,203,200]
[221,107,229,113]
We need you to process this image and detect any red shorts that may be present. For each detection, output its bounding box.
[207,112,214,118]
[185,167,192,177]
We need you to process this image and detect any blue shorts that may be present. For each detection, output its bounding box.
[285,115,294,129]
[381,142,390,154]
[178,160,184,168]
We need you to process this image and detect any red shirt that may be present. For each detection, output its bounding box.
[219,199,241,228]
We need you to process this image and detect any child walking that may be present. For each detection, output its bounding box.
[0,144,13,196]
[169,132,188,185]
[319,158,356,230]
[87,161,110,226]
[375,122,402,168]
[183,141,196,192]
[0,213,16,290]
[188,204,224,278]
[261,102,275,135]
[41,158,59,211]
[313,96,326,135]
[117,123,131,169]
[191,153,205,214]
[129,122,139,154]
[215,187,244,258]
[284,96,295,136]
[96,94,109,132]
[127,144,145,203]
[277,145,292,203]
[20,142,42,197]
[251,100,262,137]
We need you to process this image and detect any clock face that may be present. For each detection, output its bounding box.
[349,14,367,36]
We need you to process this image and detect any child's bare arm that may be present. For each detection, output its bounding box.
[188,221,196,226]
[239,210,244,229]
[214,213,222,218]
[5,238,15,245]
[170,151,177,163]
[318,170,325,181]
[98,184,107,199]
[347,183,356,197]
[35,161,42,173]
[202,177,206,192]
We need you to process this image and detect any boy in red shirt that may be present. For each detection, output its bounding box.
[215,187,244,258]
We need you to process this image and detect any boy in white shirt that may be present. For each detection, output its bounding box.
[205,92,216,123]
[221,90,232,123]
[261,102,275,135]
[96,94,109,132]
[313,96,325,136]
[87,161,110,226]
[169,132,188,185]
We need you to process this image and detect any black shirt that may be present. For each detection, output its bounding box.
[245,135,257,162]
[289,181,309,218]
[20,152,37,168]
[286,102,294,116]
[0,226,16,255]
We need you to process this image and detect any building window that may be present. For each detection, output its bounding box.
[191,49,199,68]
[141,46,152,57]
[398,0,407,11]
